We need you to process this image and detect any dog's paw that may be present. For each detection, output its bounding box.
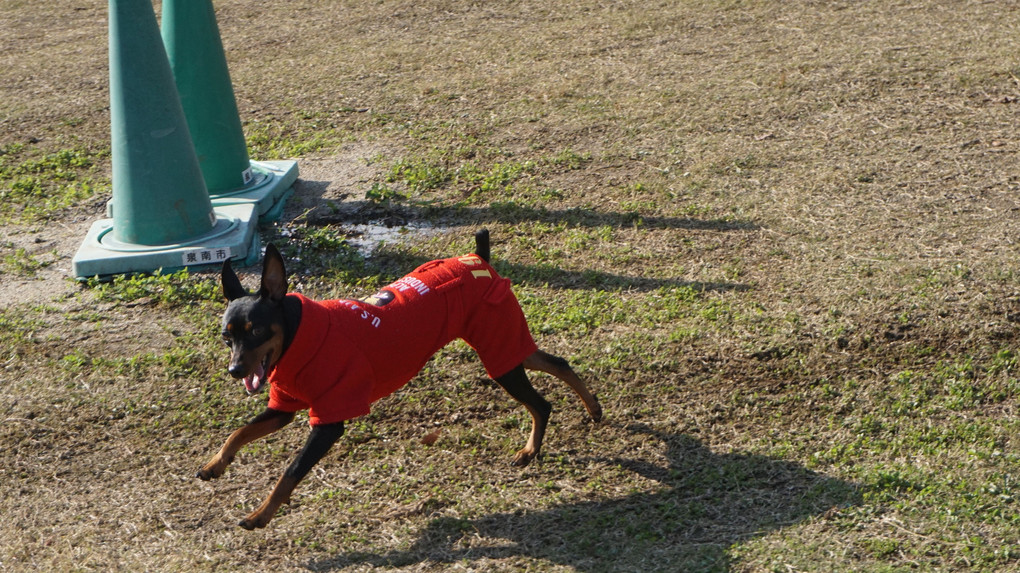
[238,518,259,530]
[196,454,233,480]
[239,513,271,530]
[196,468,214,480]
[196,464,224,480]
[511,448,537,467]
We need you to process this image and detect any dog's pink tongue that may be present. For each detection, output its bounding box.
[243,363,267,395]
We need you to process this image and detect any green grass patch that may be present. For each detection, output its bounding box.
[0,143,108,221]
[244,113,350,159]
[85,269,221,307]
[1,245,58,277]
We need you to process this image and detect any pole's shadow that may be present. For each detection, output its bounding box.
[309,424,860,572]
[296,194,760,233]
[273,185,756,293]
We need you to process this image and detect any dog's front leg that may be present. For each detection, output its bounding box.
[239,421,345,530]
[197,408,295,480]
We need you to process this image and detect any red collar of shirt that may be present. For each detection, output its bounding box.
[269,293,330,385]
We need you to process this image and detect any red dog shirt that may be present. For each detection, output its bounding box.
[265,253,538,425]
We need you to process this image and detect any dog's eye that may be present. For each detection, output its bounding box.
[252,326,266,338]
[222,335,231,347]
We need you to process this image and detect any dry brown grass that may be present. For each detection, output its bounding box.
[3,0,1020,571]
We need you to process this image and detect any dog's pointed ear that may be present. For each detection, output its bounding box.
[259,243,288,303]
[221,259,247,301]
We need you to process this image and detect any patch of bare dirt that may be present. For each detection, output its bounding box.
[0,220,95,309]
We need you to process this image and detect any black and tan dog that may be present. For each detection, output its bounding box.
[198,229,603,529]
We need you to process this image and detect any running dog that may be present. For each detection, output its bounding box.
[198,230,603,529]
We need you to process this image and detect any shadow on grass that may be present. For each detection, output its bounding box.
[494,259,748,293]
[274,188,752,293]
[300,196,759,233]
[309,424,860,572]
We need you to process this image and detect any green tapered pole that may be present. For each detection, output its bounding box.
[108,0,215,245]
[161,0,252,194]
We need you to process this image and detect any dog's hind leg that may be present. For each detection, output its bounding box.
[493,364,552,467]
[523,350,603,423]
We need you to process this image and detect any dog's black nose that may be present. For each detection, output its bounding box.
[228,364,245,379]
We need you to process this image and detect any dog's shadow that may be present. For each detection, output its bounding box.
[308,424,860,572]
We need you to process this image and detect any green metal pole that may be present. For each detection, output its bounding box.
[161,0,252,194]
[108,0,216,245]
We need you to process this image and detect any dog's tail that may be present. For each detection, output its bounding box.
[474,228,491,263]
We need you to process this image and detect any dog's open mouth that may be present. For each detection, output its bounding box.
[243,353,272,395]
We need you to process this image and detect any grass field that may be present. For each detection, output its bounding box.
[2,0,1020,571]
